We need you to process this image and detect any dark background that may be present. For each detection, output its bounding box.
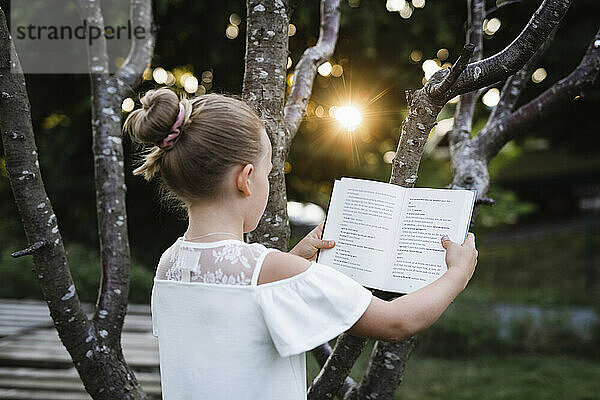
[0,0,598,306]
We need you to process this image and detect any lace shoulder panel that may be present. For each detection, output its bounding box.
[155,240,268,286]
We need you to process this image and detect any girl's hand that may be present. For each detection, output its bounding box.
[441,233,478,288]
[289,221,335,261]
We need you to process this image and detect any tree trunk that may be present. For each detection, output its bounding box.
[242,0,291,251]
[0,1,155,397]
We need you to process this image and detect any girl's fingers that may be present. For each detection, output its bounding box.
[463,232,475,248]
[314,238,335,249]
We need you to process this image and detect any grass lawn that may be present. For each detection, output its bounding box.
[307,341,600,400]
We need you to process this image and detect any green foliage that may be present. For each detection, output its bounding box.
[0,243,154,304]
[417,301,503,357]
[306,348,600,400]
[477,186,537,227]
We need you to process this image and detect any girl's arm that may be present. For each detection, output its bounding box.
[346,233,478,342]
[258,233,478,342]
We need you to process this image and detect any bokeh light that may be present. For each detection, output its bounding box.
[483,18,501,35]
[482,88,500,107]
[229,13,241,26]
[422,59,441,80]
[226,24,239,39]
[532,68,547,83]
[410,49,423,63]
[183,76,199,93]
[318,61,333,76]
[201,70,213,84]
[122,98,135,113]
[143,67,153,81]
[288,24,297,36]
[152,67,167,84]
[437,48,449,61]
[386,0,406,12]
[383,151,396,164]
[399,4,413,18]
[331,64,344,77]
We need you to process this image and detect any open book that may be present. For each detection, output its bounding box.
[316,177,476,294]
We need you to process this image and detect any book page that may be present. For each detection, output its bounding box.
[317,178,403,288]
[388,188,475,293]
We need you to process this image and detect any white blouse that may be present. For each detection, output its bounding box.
[151,238,373,399]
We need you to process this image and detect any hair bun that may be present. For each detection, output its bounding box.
[123,88,181,146]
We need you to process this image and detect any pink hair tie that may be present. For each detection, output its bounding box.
[158,103,186,149]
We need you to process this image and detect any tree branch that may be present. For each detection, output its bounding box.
[485,20,560,126]
[445,0,572,100]
[478,28,600,160]
[311,343,358,395]
[79,0,131,347]
[11,241,46,258]
[344,337,417,400]
[447,0,485,154]
[284,0,341,146]
[485,0,524,18]
[428,43,474,101]
[307,335,366,400]
[115,0,156,97]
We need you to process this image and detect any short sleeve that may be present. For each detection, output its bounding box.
[254,261,373,357]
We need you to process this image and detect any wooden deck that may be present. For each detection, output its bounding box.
[0,298,161,399]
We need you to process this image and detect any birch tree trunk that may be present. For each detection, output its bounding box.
[0,1,156,397]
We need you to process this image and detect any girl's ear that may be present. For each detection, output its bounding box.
[236,163,254,197]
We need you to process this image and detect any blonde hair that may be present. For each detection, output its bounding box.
[123,87,265,204]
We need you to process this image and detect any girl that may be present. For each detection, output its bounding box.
[123,87,478,399]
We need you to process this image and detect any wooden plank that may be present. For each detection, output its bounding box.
[0,378,162,393]
[0,389,92,400]
[3,335,158,349]
[0,350,158,369]
[0,366,161,384]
